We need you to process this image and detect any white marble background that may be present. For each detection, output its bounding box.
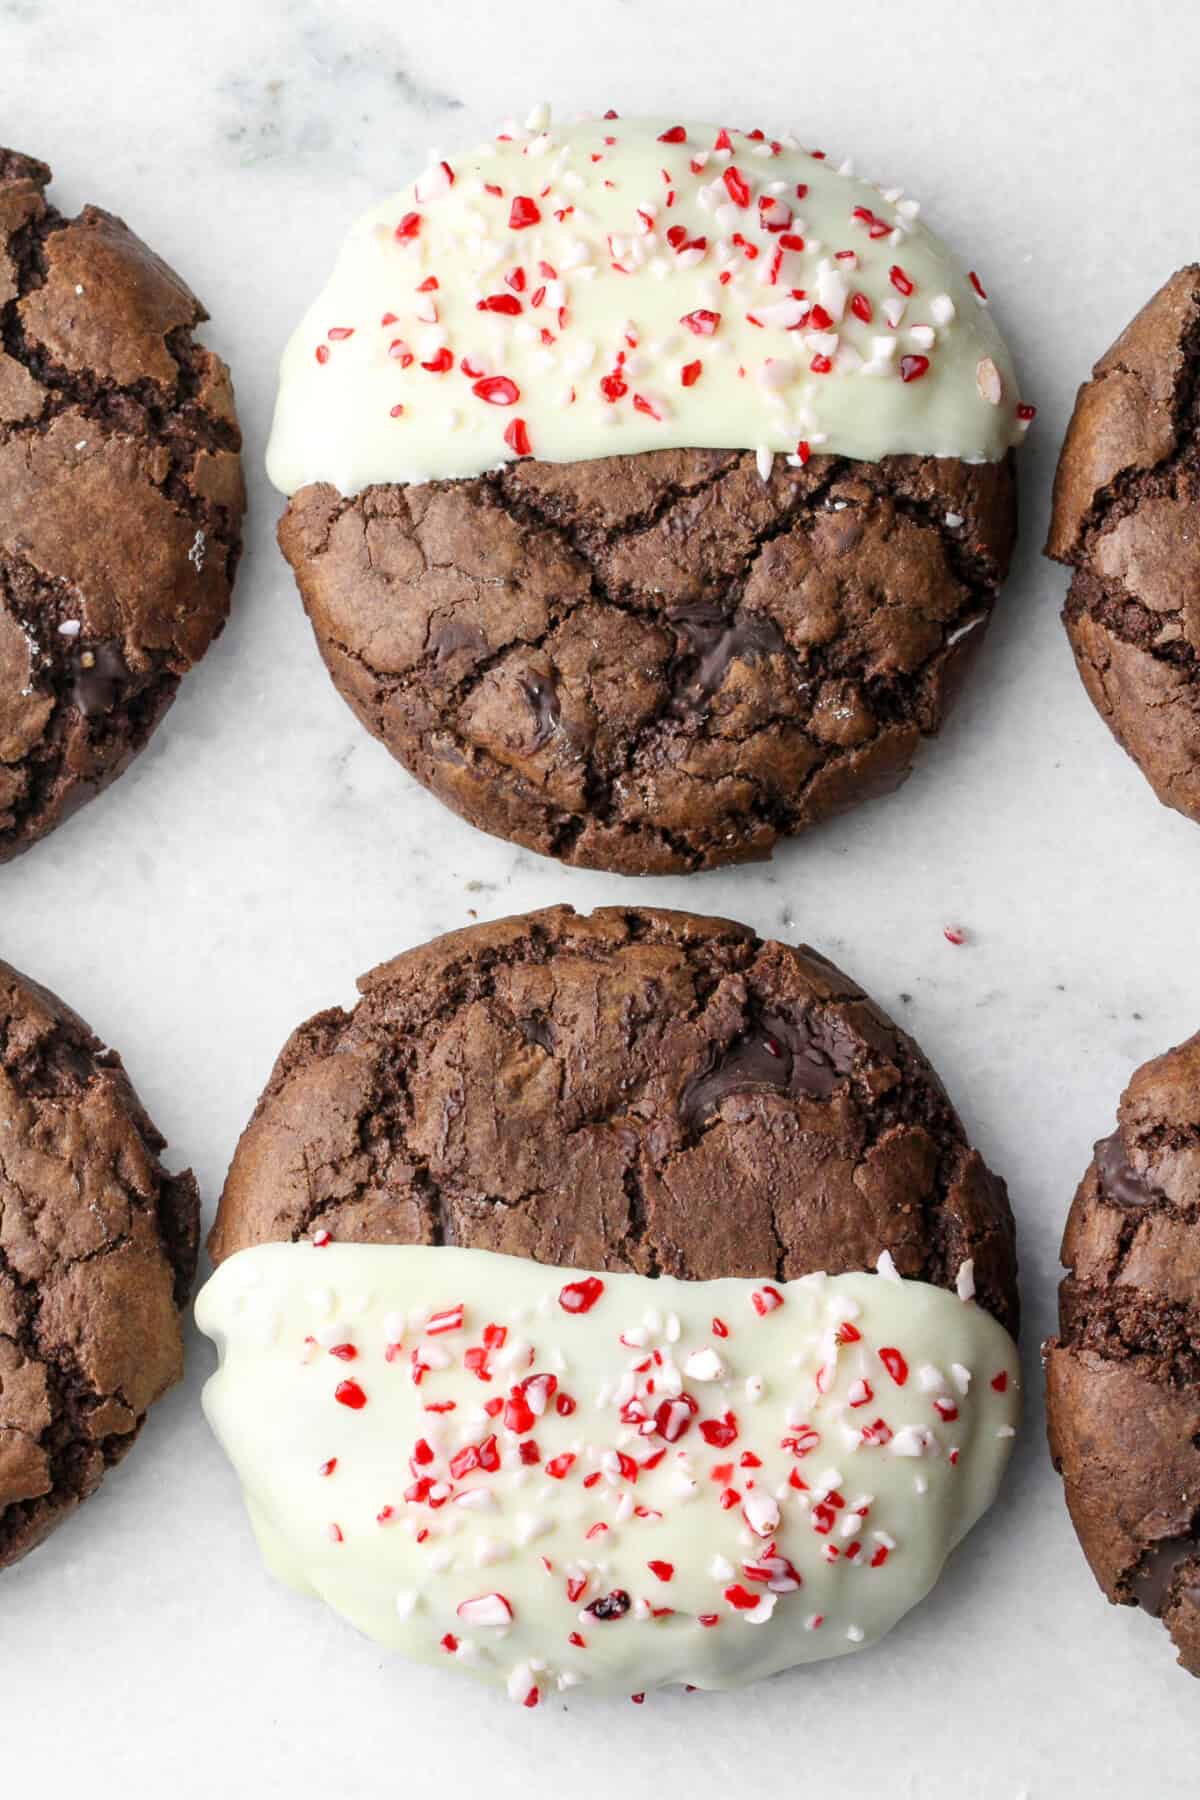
[1,1,1198,1792]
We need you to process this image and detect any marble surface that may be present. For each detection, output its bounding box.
[1,1,1198,1793]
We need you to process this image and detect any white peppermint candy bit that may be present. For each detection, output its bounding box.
[744,1492,781,1538]
[684,1348,726,1382]
[457,1592,514,1628]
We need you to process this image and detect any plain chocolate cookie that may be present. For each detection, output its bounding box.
[0,959,199,1568]
[280,448,1016,875]
[1046,267,1200,825]
[1046,1031,1200,1676]
[0,147,245,861]
[210,906,1018,1338]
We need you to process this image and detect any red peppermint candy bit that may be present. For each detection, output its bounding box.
[654,1394,698,1443]
[380,311,398,326]
[722,166,751,207]
[718,1487,741,1511]
[860,1417,893,1447]
[788,1468,808,1491]
[505,267,526,292]
[472,374,520,406]
[991,1370,1009,1393]
[658,125,687,143]
[796,440,811,465]
[545,1453,576,1480]
[680,308,721,336]
[751,1285,784,1317]
[334,1379,366,1410]
[556,1392,577,1417]
[582,1471,602,1490]
[463,1347,490,1380]
[503,1389,536,1435]
[740,1451,762,1469]
[477,293,523,316]
[376,1504,396,1525]
[934,1398,959,1422]
[483,1397,503,1420]
[810,354,833,375]
[509,195,541,229]
[318,1457,337,1477]
[566,1574,589,1604]
[698,1613,720,1629]
[388,339,414,366]
[389,404,404,418]
[680,359,702,387]
[838,1322,863,1344]
[568,1631,586,1648]
[504,417,532,456]
[647,1559,675,1583]
[411,1438,435,1468]
[851,204,891,239]
[310,1227,331,1246]
[440,1633,458,1653]
[478,1435,500,1473]
[700,1412,739,1449]
[631,1694,645,1706]
[632,393,663,421]
[849,1379,874,1408]
[394,212,421,241]
[849,292,873,324]
[449,1444,480,1481]
[415,277,438,293]
[559,1276,604,1315]
[879,1347,909,1386]
[899,354,930,383]
[724,1584,761,1611]
[782,1425,820,1457]
[712,1317,729,1339]
[889,265,915,296]
[327,1522,343,1543]
[314,345,330,366]
[943,924,966,945]
[519,1440,541,1466]
[1017,402,1037,422]
[328,1344,359,1364]
[421,348,454,373]
[327,326,354,342]
[808,303,834,331]
[968,270,988,301]
[523,1688,540,1710]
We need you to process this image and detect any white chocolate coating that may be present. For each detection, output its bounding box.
[267,111,1028,497]
[197,1244,1019,1703]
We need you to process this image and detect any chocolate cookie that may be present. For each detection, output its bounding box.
[1046,267,1200,824]
[280,449,1016,874]
[209,905,1018,1336]
[1046,1031,1200,1675]
[0,959,199,1568]
[268,113,1027,877]
[0,147,245,861]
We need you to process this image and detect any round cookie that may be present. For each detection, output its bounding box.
[1046,1031,1200,1675]
[0,147,245,861]
[0,959,199,1567]
[268,114,1026,876]
[1046,266,1200,825]
[209,904,1018,1336]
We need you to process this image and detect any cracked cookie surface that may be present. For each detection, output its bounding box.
[1046,1030,1200,1675]
[280,446,1015,875]
[0,146,245,861]
[209,905,1018,1341]
[0,958,199,1569]
[1046,266,1200,825]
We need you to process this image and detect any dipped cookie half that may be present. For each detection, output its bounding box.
[199,905,1020,1704]
[268,110,1028,875]
[1047,1030,1200,1676]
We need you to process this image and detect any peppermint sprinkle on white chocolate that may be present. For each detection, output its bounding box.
[198,1244,1019,1705]
[267,110,1033,497]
